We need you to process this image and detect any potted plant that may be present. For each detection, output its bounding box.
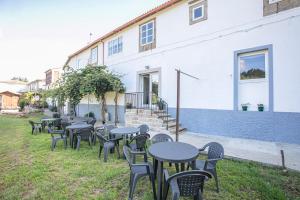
[241,103,250,111]
[257,104,264,112]
[126,102,132,109]
[157,99,164,110]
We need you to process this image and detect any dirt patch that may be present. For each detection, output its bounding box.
[22,182,37,199]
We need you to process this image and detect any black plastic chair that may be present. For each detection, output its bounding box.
[151,133,174,144]
[191,142,224,192]
[151,133,176,177]
[48,127,67,151]
[123,146,157,200]
[87,118,96,127]
[163,170,212,200]
[29,120,42,134]
[138,124,149,134]
[74,127,94,150]
[96,128,120,162]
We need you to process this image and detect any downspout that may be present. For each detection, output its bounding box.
[102,41,105,65]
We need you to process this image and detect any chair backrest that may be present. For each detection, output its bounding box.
[87,119,96,126]
[123,146,133,166]
[96,128,109,144]
[75,127,93,140]
[203,142,224,166]
[138,124,149,134]
[151,133,173,144]
[131,134,149,150]
[28,120,34,127]
[167,170,212,197]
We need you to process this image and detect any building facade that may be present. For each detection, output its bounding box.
[65,0,300,144]
[26,79,45,92]
[45,68,62,89]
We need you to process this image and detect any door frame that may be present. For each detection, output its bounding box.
[136,67,162,98]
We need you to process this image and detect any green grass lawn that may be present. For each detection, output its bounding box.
[0,113,300,200]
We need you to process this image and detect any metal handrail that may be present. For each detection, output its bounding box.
[125,92,169,130]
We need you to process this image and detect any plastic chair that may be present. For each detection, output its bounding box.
[74,127,94,150]
[123,146,157,200]
[48,127,67,151]
[163,170,212,200]
[96,128,120,162]
[29,120,42,134]
[190,142,224,192]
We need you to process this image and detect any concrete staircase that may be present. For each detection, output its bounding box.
[125,109,186,134]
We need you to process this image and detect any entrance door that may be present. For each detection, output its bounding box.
[139,72,160,106]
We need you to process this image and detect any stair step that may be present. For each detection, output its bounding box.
[169,127,187,134]
[157,114,171,118]
[163,118,176,123]
[154,110,166,114]
[167,123,181,128]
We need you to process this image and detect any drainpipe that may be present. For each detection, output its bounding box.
[102,41,105,66]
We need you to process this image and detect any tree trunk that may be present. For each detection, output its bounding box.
[100,94,107,124]
[114,91,119,126]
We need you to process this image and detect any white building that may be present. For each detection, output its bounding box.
[26,79,45,92]
[65,0,300,144]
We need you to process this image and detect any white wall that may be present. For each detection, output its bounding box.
[67,0,300,113]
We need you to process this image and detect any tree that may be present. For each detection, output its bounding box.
[62,70,83,116]
[110,73,125,125]
[81,65,112,123]
[11,77,28,82]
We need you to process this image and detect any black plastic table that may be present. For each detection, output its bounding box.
[148,142,199,200]
[66,124,92,148]
[110,127,139,144]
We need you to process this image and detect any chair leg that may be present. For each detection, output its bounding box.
[98,145,103,158]
[150,173,157,200]
[51,138,55,151]
[153,158,158,179]
[115,143,120,158]
[128,174,139,200]
[89,136,92,148]
[63,137,67,149]
[175,163,179,173]
[213,170,220,193]
[104,146,109,162]
[163,181,169,200]
[76,136,81,151]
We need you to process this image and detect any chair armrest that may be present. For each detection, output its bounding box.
[131,150,148,162]
[163,169,170,182]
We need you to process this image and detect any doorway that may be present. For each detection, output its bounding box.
[138,71,160,106]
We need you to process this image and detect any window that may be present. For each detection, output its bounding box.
[239,51,266,81]
[189,0,207,25]
[140,21,154,46]
[90,46,98,64]
[108,37,122,56]
[192,5,204,21]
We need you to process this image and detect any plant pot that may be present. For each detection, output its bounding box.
[258,107,264,112]
[242,106,248,111]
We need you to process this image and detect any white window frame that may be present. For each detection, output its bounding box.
[192,5,204,21]
[238,50,269,84]
[108,36,123,56]
[90,46,98,64]
[140,20,154,46]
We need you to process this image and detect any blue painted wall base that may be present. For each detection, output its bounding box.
[169,108,300,145]
[76,104,125,123]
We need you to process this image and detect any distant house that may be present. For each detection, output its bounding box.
[26,79,45,92]
[45,68,62,89]
[0,91,20,110]
[64,0,300,144]
[0,80,27,94]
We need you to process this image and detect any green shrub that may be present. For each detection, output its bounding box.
[18,99,28,111]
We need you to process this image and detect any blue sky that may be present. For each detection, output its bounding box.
[0,0,168,81]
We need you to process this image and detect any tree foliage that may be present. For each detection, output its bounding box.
[45,65,125,122]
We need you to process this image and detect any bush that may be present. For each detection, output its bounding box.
[84,112,95,119]
[18,99,28,111]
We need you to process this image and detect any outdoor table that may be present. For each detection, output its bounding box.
[110,127,140,145]
[148,142,199,200]
[66,124,92,148]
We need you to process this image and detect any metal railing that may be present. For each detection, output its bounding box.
[125,92,169,130]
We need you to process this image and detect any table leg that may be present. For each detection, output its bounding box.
[180,163,185,171]
[69,130,73,148]
[191,160,196,170]
[157,161,163,200]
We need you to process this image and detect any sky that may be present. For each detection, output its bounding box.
[0,0,168,81]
